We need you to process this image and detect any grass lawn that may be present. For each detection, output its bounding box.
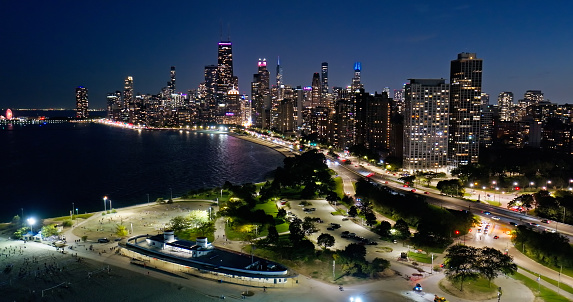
[407,251,433,264]
[331,209,347,216]
[511,271,571,302]
[439,277,498,301]
[334,177,344,198]
[253,201,278,215]
[518,266,573,295]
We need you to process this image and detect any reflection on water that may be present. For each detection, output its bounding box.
[0,123,284,222]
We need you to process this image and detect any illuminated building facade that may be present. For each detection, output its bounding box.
[321,62,328,100]
[448,53,482,167]
[251,59,270,128]
[404,79,450,173]
[75,86,89,118]
[498,91,514,122]
[351,62,362,91]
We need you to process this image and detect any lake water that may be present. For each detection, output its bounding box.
[0,122,285,223]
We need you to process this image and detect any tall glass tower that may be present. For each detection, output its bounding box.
[217,41,234,101]
[75,86,89,118]
[448,53,482,167]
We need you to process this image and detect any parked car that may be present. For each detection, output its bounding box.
[492,216,500,221]
[98,238,110,243]
[509,222,518,226]
[541,219,550,223]
[493,235,499,239]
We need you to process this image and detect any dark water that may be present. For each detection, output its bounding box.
[0,122,284,222]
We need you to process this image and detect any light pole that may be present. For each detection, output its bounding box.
[170,188,173,200]
[547,180,552,190]
[109,199,112,211]
[71,202,74,221]
[103,196,107,212]
[27,217,36,234]
[495,187,500,206]
[529,182,535,192]
[147,193,150,204]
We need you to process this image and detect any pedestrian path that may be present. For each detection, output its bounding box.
[518,268,573,300]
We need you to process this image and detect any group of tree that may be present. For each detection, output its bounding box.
[334,243,390,278]
[436,179,465,197]
[168,209,215,237]
[507,190,573,223]
[513,225,573,269]
[444,244,517,290]
[348,199,377,226]
[373,219,410,240]
[355,179,475,249]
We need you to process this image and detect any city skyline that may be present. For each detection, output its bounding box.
[1,1,573,109]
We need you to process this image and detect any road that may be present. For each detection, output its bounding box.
[327,155,573,296]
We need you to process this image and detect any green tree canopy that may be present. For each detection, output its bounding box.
[317,233,335,250]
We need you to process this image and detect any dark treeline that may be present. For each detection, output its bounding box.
[513,225,573,269]
[355,179,475,248]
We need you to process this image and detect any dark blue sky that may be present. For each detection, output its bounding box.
[1,1,572,109]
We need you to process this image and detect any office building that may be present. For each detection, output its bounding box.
[448,53,482,167]
[321,62,328,100]
[351,62,362,91]
[498,92,514,122]
[251,59,270,128]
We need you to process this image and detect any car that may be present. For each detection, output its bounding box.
[527,222,540,227]
[411,189,416,192]
[348,232,356,237]
[541,219,550,223]
[509,222,518,226]
[342,217,349,221]
[413,283,422,291]
[341,231,350,235]
[544,228,557,233]
[424,191,429,194]
[493,235,499,239]
[367,241,378,245]
[483,211,491,215]
[326,227,334,231]
[492,216,500,221]
[341,234,349,238]
[477,229,482,233]
[98,238,110,243]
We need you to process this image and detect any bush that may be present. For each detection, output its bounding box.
[62,220,73,227]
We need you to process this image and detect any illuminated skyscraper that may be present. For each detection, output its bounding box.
[404,79,450,172]
[276,57,283,90]
[448,53,482,167]
[75,86,89,118]
[123,76,134,109]
[311,72,321,107]
[321,62,328,99]
[217,41,235,102]
[498,91,514,122]
[351,62,362,91]
[252,59,270,128]
[169,66,176,94]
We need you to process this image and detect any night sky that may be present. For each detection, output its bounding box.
[1,1,572,109]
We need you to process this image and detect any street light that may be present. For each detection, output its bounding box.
[103,196,107,212]
[27,217,36,234]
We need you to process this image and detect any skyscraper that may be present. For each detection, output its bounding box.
[216,41,235,102]
[321,62,328,100]
[404,79,450,172]
[251,59,270,128]
[448,52,482,167]
[169,66,176,94]
[351,62,362,91]
[75,86,88,118]
[498,91,514,122]
[311,72,321,107]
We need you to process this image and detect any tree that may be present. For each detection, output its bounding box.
[363,210,377,226]
[317,233,335,250]
[444,244,479,291]
[288,218,304,243]
[393,219,411,239]
[187,210,209,228]
[302,217,317,234]
[398,175,416,187]
[40,224,59,238]
[476,247,517,287]
[266,225,279,244]
[81,235,88,242]
[374,221,392,238]
[169,216,190,233]
[155,198,164,204]
[276,208,287,219]
[326,191,339,204]
[348,206,358,217]
[62,220,73,227]
[11,215,20,227]
[115,224,129,237]
[364,257,390,277]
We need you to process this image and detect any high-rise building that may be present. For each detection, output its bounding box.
[351,62,363,91]
[106,91,121,120]
[123,76,134,122]
[404,79,450,172]
[276,57,283,90]
[216,41,235,102]
[354,90,393,151]
[498,91,514,122]
[169,66,176,94]
[321,62,329,100]
[311,73,321,107]
[448,52,483,167]
[75,86,89,118]
[251,59,270,128]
